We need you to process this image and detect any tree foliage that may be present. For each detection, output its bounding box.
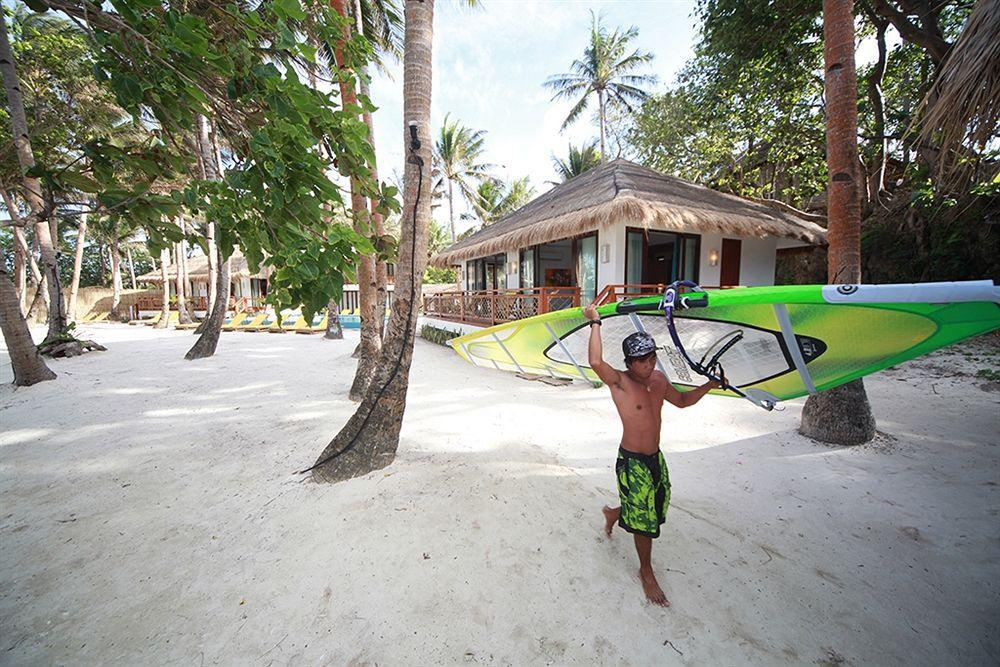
[626,0,998,283]
[18,0,399,318]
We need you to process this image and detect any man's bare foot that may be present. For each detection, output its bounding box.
[602,505,620,537]
[639,569,670,607]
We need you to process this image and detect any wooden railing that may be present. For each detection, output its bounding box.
[423,287,581,325]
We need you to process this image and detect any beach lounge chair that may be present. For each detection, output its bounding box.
[295,313,328,334]
[234,312,269,331]
[223,311,256,331]
[216,310,245,331]
[146,312,179,326]
[245,311,279,332]
[174,318,202,331]
[272,313,304,333]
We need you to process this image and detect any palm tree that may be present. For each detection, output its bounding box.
[799,0,875,446]
[329,0,383,401]
[185,113,230,360]
[310,0,436,483]
[433,113,493,242]
[551,141,602,182]
[545,11,656,161]
[0,9,65,345]
[471,176,535,226]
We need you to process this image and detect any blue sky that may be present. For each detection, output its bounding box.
[367,1,702,234]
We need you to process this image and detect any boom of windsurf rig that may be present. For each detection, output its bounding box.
[615,281,778,411]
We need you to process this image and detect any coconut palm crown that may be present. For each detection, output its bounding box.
[470,176,536,226]
[551,141,602,182]
[432,113,494,242]
[545,11,656,161]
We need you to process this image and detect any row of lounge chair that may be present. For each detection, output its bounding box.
[116,310,331,334]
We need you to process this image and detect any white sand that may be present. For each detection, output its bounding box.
[1,324,998,665]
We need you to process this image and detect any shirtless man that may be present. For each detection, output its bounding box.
[583,303,720,607]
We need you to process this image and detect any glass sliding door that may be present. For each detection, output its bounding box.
[575,234,597,305]
[625,228,700,286]
[520,247,535,289]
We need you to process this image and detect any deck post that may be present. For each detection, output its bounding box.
[541,288,549,314]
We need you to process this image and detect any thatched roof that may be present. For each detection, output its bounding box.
[431,159,827,267]
[136,248,269,283]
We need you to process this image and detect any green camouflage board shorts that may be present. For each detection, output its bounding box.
[616,448,671,538]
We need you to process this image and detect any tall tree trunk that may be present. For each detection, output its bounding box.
[0,17,64,343]
[0,188,28,311]
[14,225,27,313]
[174,242,192,323]
[68,213,87,321]
[324,297,344,339]
[186,253,229,358]
[800,0,876,446]
[598,89,606,161]
[187,113,229,357]
[126,243,137,289]
[447,179,456,242]
[863,12,889,212]
[154,248,171,329]
[206,220,217,314]
[174,217,192,324]
[110,235,125,321]
[0,263,55,386]
[352,15,389,338]
[329,0,381,401]
[310,0,434,483]
[179,220,190,304]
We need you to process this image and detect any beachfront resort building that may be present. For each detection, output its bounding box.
[426,159,827,325]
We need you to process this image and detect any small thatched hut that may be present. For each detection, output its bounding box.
[135,248,271,311]
[430,159,826,308]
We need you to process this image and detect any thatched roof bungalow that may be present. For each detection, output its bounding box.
[430,159,826,312]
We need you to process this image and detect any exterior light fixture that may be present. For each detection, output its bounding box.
[600,243,611,264]
[709,249,719,266]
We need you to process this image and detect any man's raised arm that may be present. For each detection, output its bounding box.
[583,304,621,387]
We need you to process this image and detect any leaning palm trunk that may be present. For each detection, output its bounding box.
[0,17,64,343]
[187,253,230,358]
[310,0,434,483]
[68,214,88,321]
[329,0,381,401]
[187,114,229,358]
[0,263,55,386]
[800,0,875,446]
[154,248,171,329]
